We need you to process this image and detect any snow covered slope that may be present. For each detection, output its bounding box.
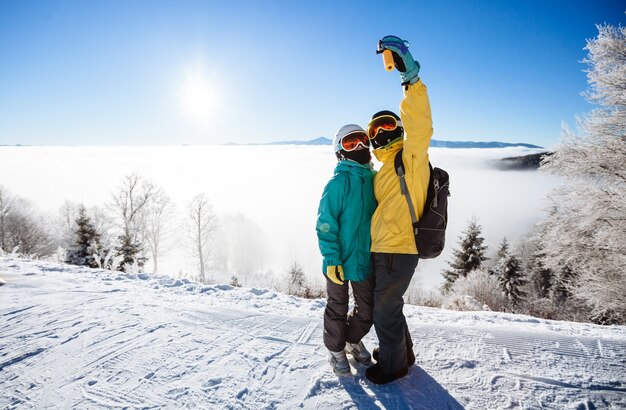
[1,257,624,409]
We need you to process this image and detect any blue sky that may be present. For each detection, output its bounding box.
[0,0,624,148]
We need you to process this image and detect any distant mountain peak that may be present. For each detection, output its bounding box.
[251,137,542,149]
[264,137,332,146]
[430,140,542,149]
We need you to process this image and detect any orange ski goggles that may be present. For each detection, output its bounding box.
[340,131,370,151]
[367,115,403,139]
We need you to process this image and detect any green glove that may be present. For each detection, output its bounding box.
[378,35,421,85]
[326,265,345,285]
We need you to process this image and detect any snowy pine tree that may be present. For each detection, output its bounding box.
[115,232,147,272]
[496,237,510,261]
[539,23,626,324]
[287,261,307,297]
[488,237,507,274]
[441,217,488,293]
[66,206,102,268]
[527,236,554,299]
[549,266,576,306]
[495,251,527,308]
[489,237,527,309]
[230,276,242,287]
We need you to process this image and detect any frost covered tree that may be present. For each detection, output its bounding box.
[66,206,102,268]
[0,185,15,252]
[528,254,554,298]
[539,23,626,324]
[549,266,576,305]
[143,187,175,273]
[445,269,508,312]
[187,193,218,283]
[230,276,241,287]
[495,251,527,308]
[55,200,79,250]
[495,237,510,261]
[110,173,154,272]
[89,205,115,254]
[441,217,488,293]
[2,196,54,257]
[527,241,554,299]
[288,261,306,293]
[287,260,316,298]
[115,234,146,271]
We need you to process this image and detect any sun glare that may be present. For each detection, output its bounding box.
[178,66,217,124]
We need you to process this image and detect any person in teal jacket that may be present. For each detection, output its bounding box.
[316,124,377,376]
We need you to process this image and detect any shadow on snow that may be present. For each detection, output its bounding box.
[340,364,464,409]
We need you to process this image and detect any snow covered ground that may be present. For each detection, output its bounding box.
[1,257,625,409]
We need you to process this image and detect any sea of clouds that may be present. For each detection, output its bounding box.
[0,145,560,290]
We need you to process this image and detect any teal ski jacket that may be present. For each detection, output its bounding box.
[316,160,377,282]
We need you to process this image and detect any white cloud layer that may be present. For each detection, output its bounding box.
[0,145,559,290]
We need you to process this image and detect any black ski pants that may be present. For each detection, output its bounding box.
[323,274,375,352]
[372,252,419,375]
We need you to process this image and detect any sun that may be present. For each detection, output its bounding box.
[177,65,217,124]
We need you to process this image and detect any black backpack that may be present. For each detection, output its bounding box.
[394,149,450,259]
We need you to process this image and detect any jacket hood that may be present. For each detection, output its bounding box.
[335,160,374,175]
[373,140,404,163]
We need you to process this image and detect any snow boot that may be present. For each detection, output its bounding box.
[328,350,351,376]
[345,341,372,365]
[365,362,408,385]
[372,346,415,367]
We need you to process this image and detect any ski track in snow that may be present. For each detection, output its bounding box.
[0,257,625,409]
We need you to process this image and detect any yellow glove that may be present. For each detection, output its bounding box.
[326,265,345,285]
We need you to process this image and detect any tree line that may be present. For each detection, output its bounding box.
[0,173,269,286]
[438,23,625,325]
[0,176,326,300]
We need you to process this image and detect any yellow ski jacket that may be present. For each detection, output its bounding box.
[370,80,433,254]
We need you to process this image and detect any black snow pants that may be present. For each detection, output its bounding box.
[372,252,419,375]
[323,274,375,352]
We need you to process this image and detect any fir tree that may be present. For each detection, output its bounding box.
[496,237,510,261]
[441,217,488,293]
[115,231,146,272]
[495,252,527,307]
[287,261,307,296]
[488,237,509,276]
[550,266,576,306]
[66,206,102,268]
[527,239,554,299]
[230,276,241,287]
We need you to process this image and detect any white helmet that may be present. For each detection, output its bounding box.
[332,124,366,153]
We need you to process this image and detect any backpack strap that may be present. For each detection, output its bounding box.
[394,149,420,250]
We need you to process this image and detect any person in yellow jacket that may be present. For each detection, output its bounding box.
[365,35,433,385]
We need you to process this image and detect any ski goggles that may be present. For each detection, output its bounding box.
[340,131,370,151]
[367,115,403,139]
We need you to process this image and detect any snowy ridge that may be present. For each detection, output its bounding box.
[1,257,625,409]
[247,138,543,149]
